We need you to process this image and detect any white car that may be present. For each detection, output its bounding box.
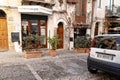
[87,34,120,77]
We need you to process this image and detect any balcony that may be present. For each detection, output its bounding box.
[22,0,55,8]
[22,0,53,3]
[105,5,120,18]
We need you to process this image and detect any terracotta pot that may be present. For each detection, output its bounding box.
[74,48,86,53]
[85,48,90,53]
[49,50,57,57]
[24,51,42,59]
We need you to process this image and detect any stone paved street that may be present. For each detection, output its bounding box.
[0,50,118,80]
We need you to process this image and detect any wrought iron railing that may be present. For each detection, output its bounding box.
[105,5,120,17]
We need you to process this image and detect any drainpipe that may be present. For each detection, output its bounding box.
[90,0,95,38]
[112,0,114,12]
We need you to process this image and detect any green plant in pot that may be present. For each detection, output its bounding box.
[74,36,81,49]
[48,35,60,56]
[74,34,91,53]
[22,34,45,58]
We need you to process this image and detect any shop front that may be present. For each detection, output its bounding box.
[18,5,52,49]
[21,14,47,48]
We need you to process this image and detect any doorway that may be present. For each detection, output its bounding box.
[0,10,8,51]
[94,22,99,36]
[57,22,64,49]
[22,19,47,48]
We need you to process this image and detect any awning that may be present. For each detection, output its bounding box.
[23,0,45,3]
[66,0,77,4]
[18,5,53,15]
[73,22,90,29]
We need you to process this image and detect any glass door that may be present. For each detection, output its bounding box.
[22,20,28,37]
[30,20,38,35]
[22,19,47,48]
[40,20,47,47]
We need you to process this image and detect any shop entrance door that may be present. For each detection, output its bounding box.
[22,20,47,48]
[94,22,99,36]
[0,18,8,51]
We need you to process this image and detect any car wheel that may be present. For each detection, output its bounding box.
[88,67,98,74]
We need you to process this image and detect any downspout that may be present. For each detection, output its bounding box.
[90,0,95,38]
[112,0,114,12]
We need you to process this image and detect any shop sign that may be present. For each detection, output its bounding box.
[18,6,39,12]
[18,6,52,14]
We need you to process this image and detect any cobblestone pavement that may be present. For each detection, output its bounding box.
[0,50,118,80]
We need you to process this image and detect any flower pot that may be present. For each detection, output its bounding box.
[74,48,86,53]
[85,48,90,53]
[49,50,57,57]
[24,50,42,59]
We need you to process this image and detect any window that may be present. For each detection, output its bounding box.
[109,0,114,10]
[22,19,47,48]
[76,0,85,16]
[40,20,46,45]
[93,36,120,50]
[21,14,47,48]
[98,0,101,8]
[22,20,28,37]
[30,20,38,35]
[82,0,85,16]
[76,0,80,16]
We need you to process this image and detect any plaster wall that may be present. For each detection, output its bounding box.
[47,0,75,50]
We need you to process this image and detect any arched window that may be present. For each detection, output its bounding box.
[0,10,6,18]
[58,22,63,27]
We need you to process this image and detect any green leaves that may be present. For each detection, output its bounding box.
[22,34,45,51]
[48,35,60,50]
[74,34,91,48]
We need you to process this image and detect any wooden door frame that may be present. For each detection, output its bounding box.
[94,22,99,36]
[21,19,47,48]
[57,22,64,49]
[0,18,8,51]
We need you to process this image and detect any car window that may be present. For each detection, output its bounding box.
[93,36,120,50]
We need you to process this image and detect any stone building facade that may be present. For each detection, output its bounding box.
[88,0,120,38]
[0,0,22,52]
[0,0,76,52]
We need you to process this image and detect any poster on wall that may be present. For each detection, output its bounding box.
[41,28,45,35]
[11,32,19,42]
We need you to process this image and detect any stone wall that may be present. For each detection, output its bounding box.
[88,0,120,38]
[47,0,75,50]
[0,0,22,52]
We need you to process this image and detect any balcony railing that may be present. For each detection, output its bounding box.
[22,0,55,8]
[105,5,120,18]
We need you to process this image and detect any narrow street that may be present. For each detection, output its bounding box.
[0,0,120,80]
[0,50,118,80]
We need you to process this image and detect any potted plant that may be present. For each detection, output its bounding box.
[22,34,45,58]
[74,36,85,53]
[74,34,91,53]
[48,35,60,56]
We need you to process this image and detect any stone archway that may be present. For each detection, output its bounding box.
[0,10,8,51]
